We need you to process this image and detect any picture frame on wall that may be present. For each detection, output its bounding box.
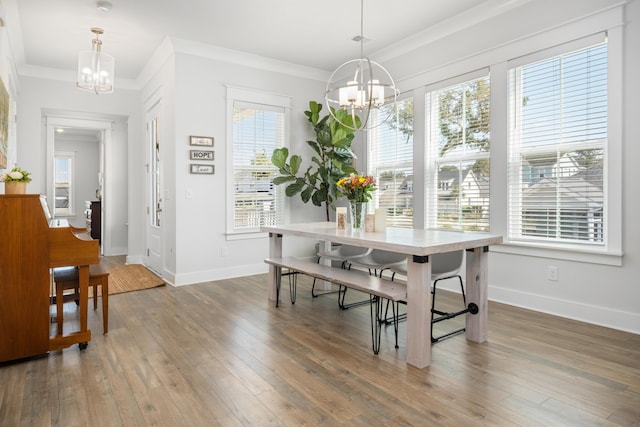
[189,136,214,147]
[0,77,9,169]
[190,164,215,174]
[189,150,214,161]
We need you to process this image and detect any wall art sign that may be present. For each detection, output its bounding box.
[189,136,214,147]
[190,164,215,174]
[0,77,9,168]
[189,150,214,161]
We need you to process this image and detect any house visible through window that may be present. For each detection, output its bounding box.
[508,39,607,245]
[426,73,491,232]
[368,97,414,228]
[227,88,289,234]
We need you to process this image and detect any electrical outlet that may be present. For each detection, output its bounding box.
[547,266,559,281]
[221,247,228,257]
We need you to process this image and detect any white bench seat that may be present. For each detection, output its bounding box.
[264,256,406,354]
[265,257,406,301]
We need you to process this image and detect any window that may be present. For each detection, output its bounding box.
[227,87,289,235]
[149,116,161,227]
[54,152,75,216]
[508,39,607,246]
[425,73,491,231]
[368,97,414,228]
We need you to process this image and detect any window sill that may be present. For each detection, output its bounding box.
[492,241,623,266]
[225,230,269,241]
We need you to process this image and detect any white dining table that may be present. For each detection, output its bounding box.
[262,221,503,368]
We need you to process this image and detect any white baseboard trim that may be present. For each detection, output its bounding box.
[172,263,268,287]
[126,254,144,264]
[489,285,640,335]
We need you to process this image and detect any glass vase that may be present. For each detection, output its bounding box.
[349,201,367,231]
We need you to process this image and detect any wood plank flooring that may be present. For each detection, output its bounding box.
[1,265,639,426]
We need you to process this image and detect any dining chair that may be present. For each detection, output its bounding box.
[312,244,371,298]
[342,249,406,309]
[387,250,468,345]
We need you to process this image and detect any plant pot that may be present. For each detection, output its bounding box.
[4,181,27,195]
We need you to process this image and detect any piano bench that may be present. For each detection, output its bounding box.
[53,263,109,335]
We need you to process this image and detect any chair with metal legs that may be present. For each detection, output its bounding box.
[385,250,475,345]
[312,244,371,298]
[343,249,406,310]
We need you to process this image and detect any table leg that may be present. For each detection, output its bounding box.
[268,233,282,302]
[465,247,489,342]
[405,255,432,368]
[318,240,332,291]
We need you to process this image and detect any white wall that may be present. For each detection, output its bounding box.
[4,0,637,333]
[134,0,638,331]
[16,77,141,256]
[384,0,640,333]
[137,43,327,285]
[138,42,177,274]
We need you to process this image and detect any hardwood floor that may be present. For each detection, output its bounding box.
[1,265,639,426]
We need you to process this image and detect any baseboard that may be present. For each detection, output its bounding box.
[489,285,640,335]
[126,254,144,264]
[172,263,268,286]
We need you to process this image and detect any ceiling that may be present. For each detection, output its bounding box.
[10,0,522,85]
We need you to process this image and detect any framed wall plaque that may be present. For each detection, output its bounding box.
[189,136,214,147]
[190,164,215,174]
[189,150,214,161]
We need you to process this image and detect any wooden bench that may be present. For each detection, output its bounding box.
[264,257,406,354]
[53,263,109,335]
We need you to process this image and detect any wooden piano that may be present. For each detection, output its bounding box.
[0,194,99,362]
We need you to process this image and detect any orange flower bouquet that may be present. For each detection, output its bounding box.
[336,173,377,202]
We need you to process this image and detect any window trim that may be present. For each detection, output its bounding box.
[225,86,291,239]
[424,69,491,232]
[499,29,622,265]
[367,94,415,229]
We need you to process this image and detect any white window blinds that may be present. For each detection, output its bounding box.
[426,74,491,232]
[508,40,607,245]
[231,100,286,232]
[368,98,414,228]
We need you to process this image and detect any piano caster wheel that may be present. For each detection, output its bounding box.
[79,342,88,350]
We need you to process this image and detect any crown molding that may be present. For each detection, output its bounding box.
[19,63,139,90]
[373,0,534,64]
[168,36,329,82]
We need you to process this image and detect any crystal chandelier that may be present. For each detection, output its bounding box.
[76,27,115,94]
[325,0,398,131]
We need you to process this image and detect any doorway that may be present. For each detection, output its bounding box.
[52,128,101,226]
[45,116,110,253]
[145,102,163,274]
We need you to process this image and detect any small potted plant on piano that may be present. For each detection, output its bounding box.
[1,166,32,195]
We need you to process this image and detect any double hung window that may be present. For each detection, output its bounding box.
[367,97,414,228]
[425,73,491,231]
[508,38,607,246]
[227,88,289,235]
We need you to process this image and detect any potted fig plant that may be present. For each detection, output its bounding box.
[271,101,360,220]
